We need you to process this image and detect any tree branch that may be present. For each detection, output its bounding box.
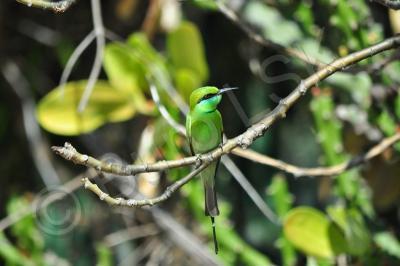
[54,35,400,206]
[372,0,400,10]
[52,142,202,175]
[81,163,210,207]
[232,132,400,177]
[16,0,76,12]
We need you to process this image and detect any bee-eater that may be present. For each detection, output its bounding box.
[186,86,237,254]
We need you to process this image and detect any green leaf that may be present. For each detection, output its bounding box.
[276,236,297,266]
[327,206,370,255]
[103,42,147,91]
[103,41,154,114]
[174,68,202,103]
[126,33,175,108]
[37,80,136,136]
[376,110,400,151]
[127,33,164,66]
[269,176,296,265]
[190,0,217,10]
[296,39,335,63]
[395,93,400,120]
[244,2,303,46]
[268,174,293,219]
[96,243,113,266]
[167,21,209,85]
[377,110,397,136]
[374,232,400,259]
[7,196,43,252]
[326,72,372,109]
[382,61,400,84]
[0,233,35,266]
[284,207,347,259]
[310,94,346,165]
[293,2,315,35]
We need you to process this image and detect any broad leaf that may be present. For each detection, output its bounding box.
[374,232,400,259]
[284,207,347,259]
[103,42,154,114]
[327,206,370,255]
[37,80,136,136]
[167,21,209,91]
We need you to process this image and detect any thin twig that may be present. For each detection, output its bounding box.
[103,224,160,247]
[141,0,161,40]
[220,156,278,223]
[16,0,76,12]
[82,163,210,207]
[77,0,105,112]
[52,142,199,175]
[149,83,186,135]
[232,132,400,177]
[2,62,60,187]
[150,208,221,265]
[59,30,96,96]
[18,19,61,46]
[372,0,400,9]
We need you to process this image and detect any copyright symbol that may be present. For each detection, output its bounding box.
[34,188,82,236]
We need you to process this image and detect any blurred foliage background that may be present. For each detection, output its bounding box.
[2,0,400,265]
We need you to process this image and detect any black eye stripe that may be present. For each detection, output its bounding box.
[199,93,217,103]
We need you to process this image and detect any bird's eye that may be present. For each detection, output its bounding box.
[199,93,216,102]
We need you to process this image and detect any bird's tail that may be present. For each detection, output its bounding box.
[201,163,220,254]
[204,181,220,217]
[211,216,218,254]
[202,163,220,217]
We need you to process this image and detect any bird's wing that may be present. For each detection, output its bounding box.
[186,114,195,155]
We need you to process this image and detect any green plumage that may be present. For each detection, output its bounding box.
[186,86,223,217]
[186,86,237,254]
[187,107,222,216]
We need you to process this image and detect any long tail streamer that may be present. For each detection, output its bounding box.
[211,217,219,254]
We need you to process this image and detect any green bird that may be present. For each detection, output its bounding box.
[186,86,237,254]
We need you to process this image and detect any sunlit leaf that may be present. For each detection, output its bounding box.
[103,42,147,91]
[327,206,370,255]
[103,42,154,114]
[268,174,293,219]
[244,2,303,46]
[0,233,35,266]
[374,232,400,259]
[382,61,400,84]
[96,243,112,266]
[284,207,347,258]
[174,68,201,102]
[269,175,296,265]
[37,80,136,136]
[296,39,335,63]
[190,0,217,10]
[377,110,397,136]
[126,33,175,108]
[326,72,372,109]
[167,21,209,87]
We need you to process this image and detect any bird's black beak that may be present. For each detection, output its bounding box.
[218,87,238,95]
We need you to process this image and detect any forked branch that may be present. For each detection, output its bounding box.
[53,35,400,207]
